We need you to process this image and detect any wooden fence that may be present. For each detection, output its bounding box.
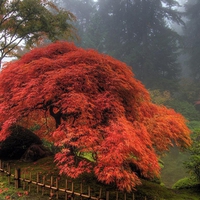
[0,160,138,200]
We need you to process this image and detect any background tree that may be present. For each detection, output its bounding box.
[183,0,200,102]
[184,0,200,80]
[57,0,105,51]
[0,0,77,67]
[185,123,200,183]
[0,42,191,191]
[59,0,184,91]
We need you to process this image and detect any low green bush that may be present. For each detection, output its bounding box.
[172,177,199,189]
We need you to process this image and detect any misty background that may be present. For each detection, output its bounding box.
[50,0,199,101]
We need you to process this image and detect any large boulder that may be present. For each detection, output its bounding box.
[0,125,42,160]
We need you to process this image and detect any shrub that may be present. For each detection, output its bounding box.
[165,100,200,121]
[0,125,42,160]
[172,177,199,189]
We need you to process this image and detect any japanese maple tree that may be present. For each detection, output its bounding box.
[0,42,191,191]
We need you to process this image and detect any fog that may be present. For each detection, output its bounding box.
[58,0,196,87]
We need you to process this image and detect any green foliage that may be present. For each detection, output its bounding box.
[42,139,60,154]
[0,0,77,64]
[150,89,200,121]
[186,155,200,179]
[187,121,200,133]
[150,90,172,105]
[165,100,200,121]
[185,154,200,181]
[184,125,200,182]
[172,177,199,189]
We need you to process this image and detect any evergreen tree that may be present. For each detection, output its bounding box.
[81,13,107,52]
[59,0,184,91]
[182,0,200,102]
[58,0,97,44]
[96,0,183,90]
[184,0,200,81]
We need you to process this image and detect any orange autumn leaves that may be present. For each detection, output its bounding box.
[0,42,191,191]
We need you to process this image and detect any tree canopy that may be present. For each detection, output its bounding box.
[0,42,191,191]
[0,0,76,67]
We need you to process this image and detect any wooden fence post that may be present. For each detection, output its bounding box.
[14,168,21,188]
[23,171,27,190]
[132,193,135,200]
[37,173,39,193]
[0,160,3,174]
[55,178,59,199]
[7,163,11,184]
[80,182,83,200]
[42,175,45,196]
[116,191,119,200]
[71,182,74,200]
[99,187,102,199]
[28,172,32,192]
[50,176,54,199]
[106,191,109,200]
[88,186,91,198]
[124,192,127,200]
[65,179,68,200]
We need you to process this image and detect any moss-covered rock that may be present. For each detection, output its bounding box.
[0,125,42,160]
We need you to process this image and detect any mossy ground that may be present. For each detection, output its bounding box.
[0,156,199,200]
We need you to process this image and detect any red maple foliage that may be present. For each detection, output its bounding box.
[0,42,191,191]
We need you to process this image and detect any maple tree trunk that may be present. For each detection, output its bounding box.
[49,106,62,128]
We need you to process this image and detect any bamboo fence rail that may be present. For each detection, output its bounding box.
[0,160,139,200]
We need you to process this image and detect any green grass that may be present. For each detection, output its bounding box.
[135,180,200,200]
[0,156,60,199]
[0,156,199,200]
[160,146,190,188]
